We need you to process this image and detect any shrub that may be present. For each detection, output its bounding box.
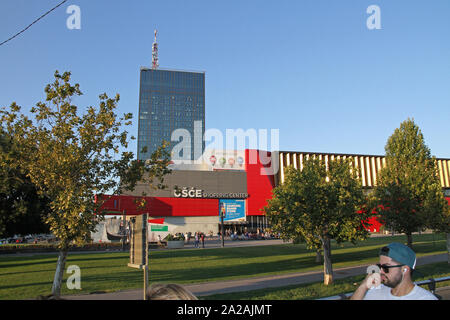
[164,234,184,241]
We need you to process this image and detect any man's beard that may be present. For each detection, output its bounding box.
[382,274,402,288]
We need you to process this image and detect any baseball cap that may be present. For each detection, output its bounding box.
[379,242,417,270]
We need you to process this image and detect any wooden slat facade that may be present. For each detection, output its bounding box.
[276,151,450,190]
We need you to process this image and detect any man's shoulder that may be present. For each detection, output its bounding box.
[409,285,438,300]
[364,284,439,300]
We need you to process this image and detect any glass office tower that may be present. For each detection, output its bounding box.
[137,68,205,161]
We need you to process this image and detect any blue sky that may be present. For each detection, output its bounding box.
[0,0,449,158]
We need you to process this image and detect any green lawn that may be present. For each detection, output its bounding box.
[0,233,447,300]
[202,262,450,300]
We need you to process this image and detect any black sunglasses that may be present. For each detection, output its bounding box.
[376,263,404,273]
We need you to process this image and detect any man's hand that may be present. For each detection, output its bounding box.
[350,273,380,300]
[366,272,381,289]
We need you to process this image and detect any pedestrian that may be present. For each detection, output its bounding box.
[201,233,205,248]
[194,232,199,248]
[350,242,438,300]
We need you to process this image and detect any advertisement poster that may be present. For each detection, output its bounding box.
[204,149,246,170]
[219,199,246,222]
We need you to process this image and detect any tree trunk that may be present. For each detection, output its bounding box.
[322,236,333,285]
[51,250,68,297]
[315,249,323,263]
[406,233,413,249]
[447,233,450,265]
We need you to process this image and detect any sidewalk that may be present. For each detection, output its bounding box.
[63,253,448,300]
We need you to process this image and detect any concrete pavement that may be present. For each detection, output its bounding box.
[63,251,449,300]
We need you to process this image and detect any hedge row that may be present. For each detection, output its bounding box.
[0,242,128,254]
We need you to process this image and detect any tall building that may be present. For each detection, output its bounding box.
[137,31,205,161]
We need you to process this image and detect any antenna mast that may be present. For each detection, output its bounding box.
[152,29,159,69]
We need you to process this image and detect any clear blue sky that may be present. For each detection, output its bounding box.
[1,0,449,158]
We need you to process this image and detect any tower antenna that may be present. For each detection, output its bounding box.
[152,29,159,69]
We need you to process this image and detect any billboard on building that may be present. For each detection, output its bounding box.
[219,199,246,222]
[204,149,246,171]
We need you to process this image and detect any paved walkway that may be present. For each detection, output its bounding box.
[63,253,448,300]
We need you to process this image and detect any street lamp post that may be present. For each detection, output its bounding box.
[121,210,126,252]
[220,204,225,248]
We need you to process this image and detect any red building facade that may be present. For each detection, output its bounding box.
[98,149,450,235]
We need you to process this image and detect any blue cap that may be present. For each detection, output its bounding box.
[379,242,417,269]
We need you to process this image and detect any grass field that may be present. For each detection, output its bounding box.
[0,233,447,300]
[202,262,450,300]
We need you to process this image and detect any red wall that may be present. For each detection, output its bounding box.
[362,198,450,233]
[98,149,278,218]
[146,197,219,217]
[97,165,450,231]
[97,195,219,217]
[365,215,383,233]
[245,149,276,216]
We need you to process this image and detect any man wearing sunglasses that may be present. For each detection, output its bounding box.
[350,242,437,300]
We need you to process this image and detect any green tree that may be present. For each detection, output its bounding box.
[0,71,172,297]
[372,119,447,248]
[427,199,450,264]
[264,158,370,285]
[0,131,50,238]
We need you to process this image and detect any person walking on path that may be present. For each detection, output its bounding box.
[201,233,205,248]
[194,232,199,248]
[350,242,438,300]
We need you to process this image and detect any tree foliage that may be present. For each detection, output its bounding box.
[372,119,447,248]
[0,71,172,295]
[264,158,370,284]
[0,131,50,237]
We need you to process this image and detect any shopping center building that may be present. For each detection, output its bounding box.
[96,149,450,242]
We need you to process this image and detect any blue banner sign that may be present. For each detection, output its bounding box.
[219,199,246,222]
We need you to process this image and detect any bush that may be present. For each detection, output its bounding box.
[0,242,125,254]
[164,234,184,241]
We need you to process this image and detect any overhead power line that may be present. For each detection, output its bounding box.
[0,0,68,47]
